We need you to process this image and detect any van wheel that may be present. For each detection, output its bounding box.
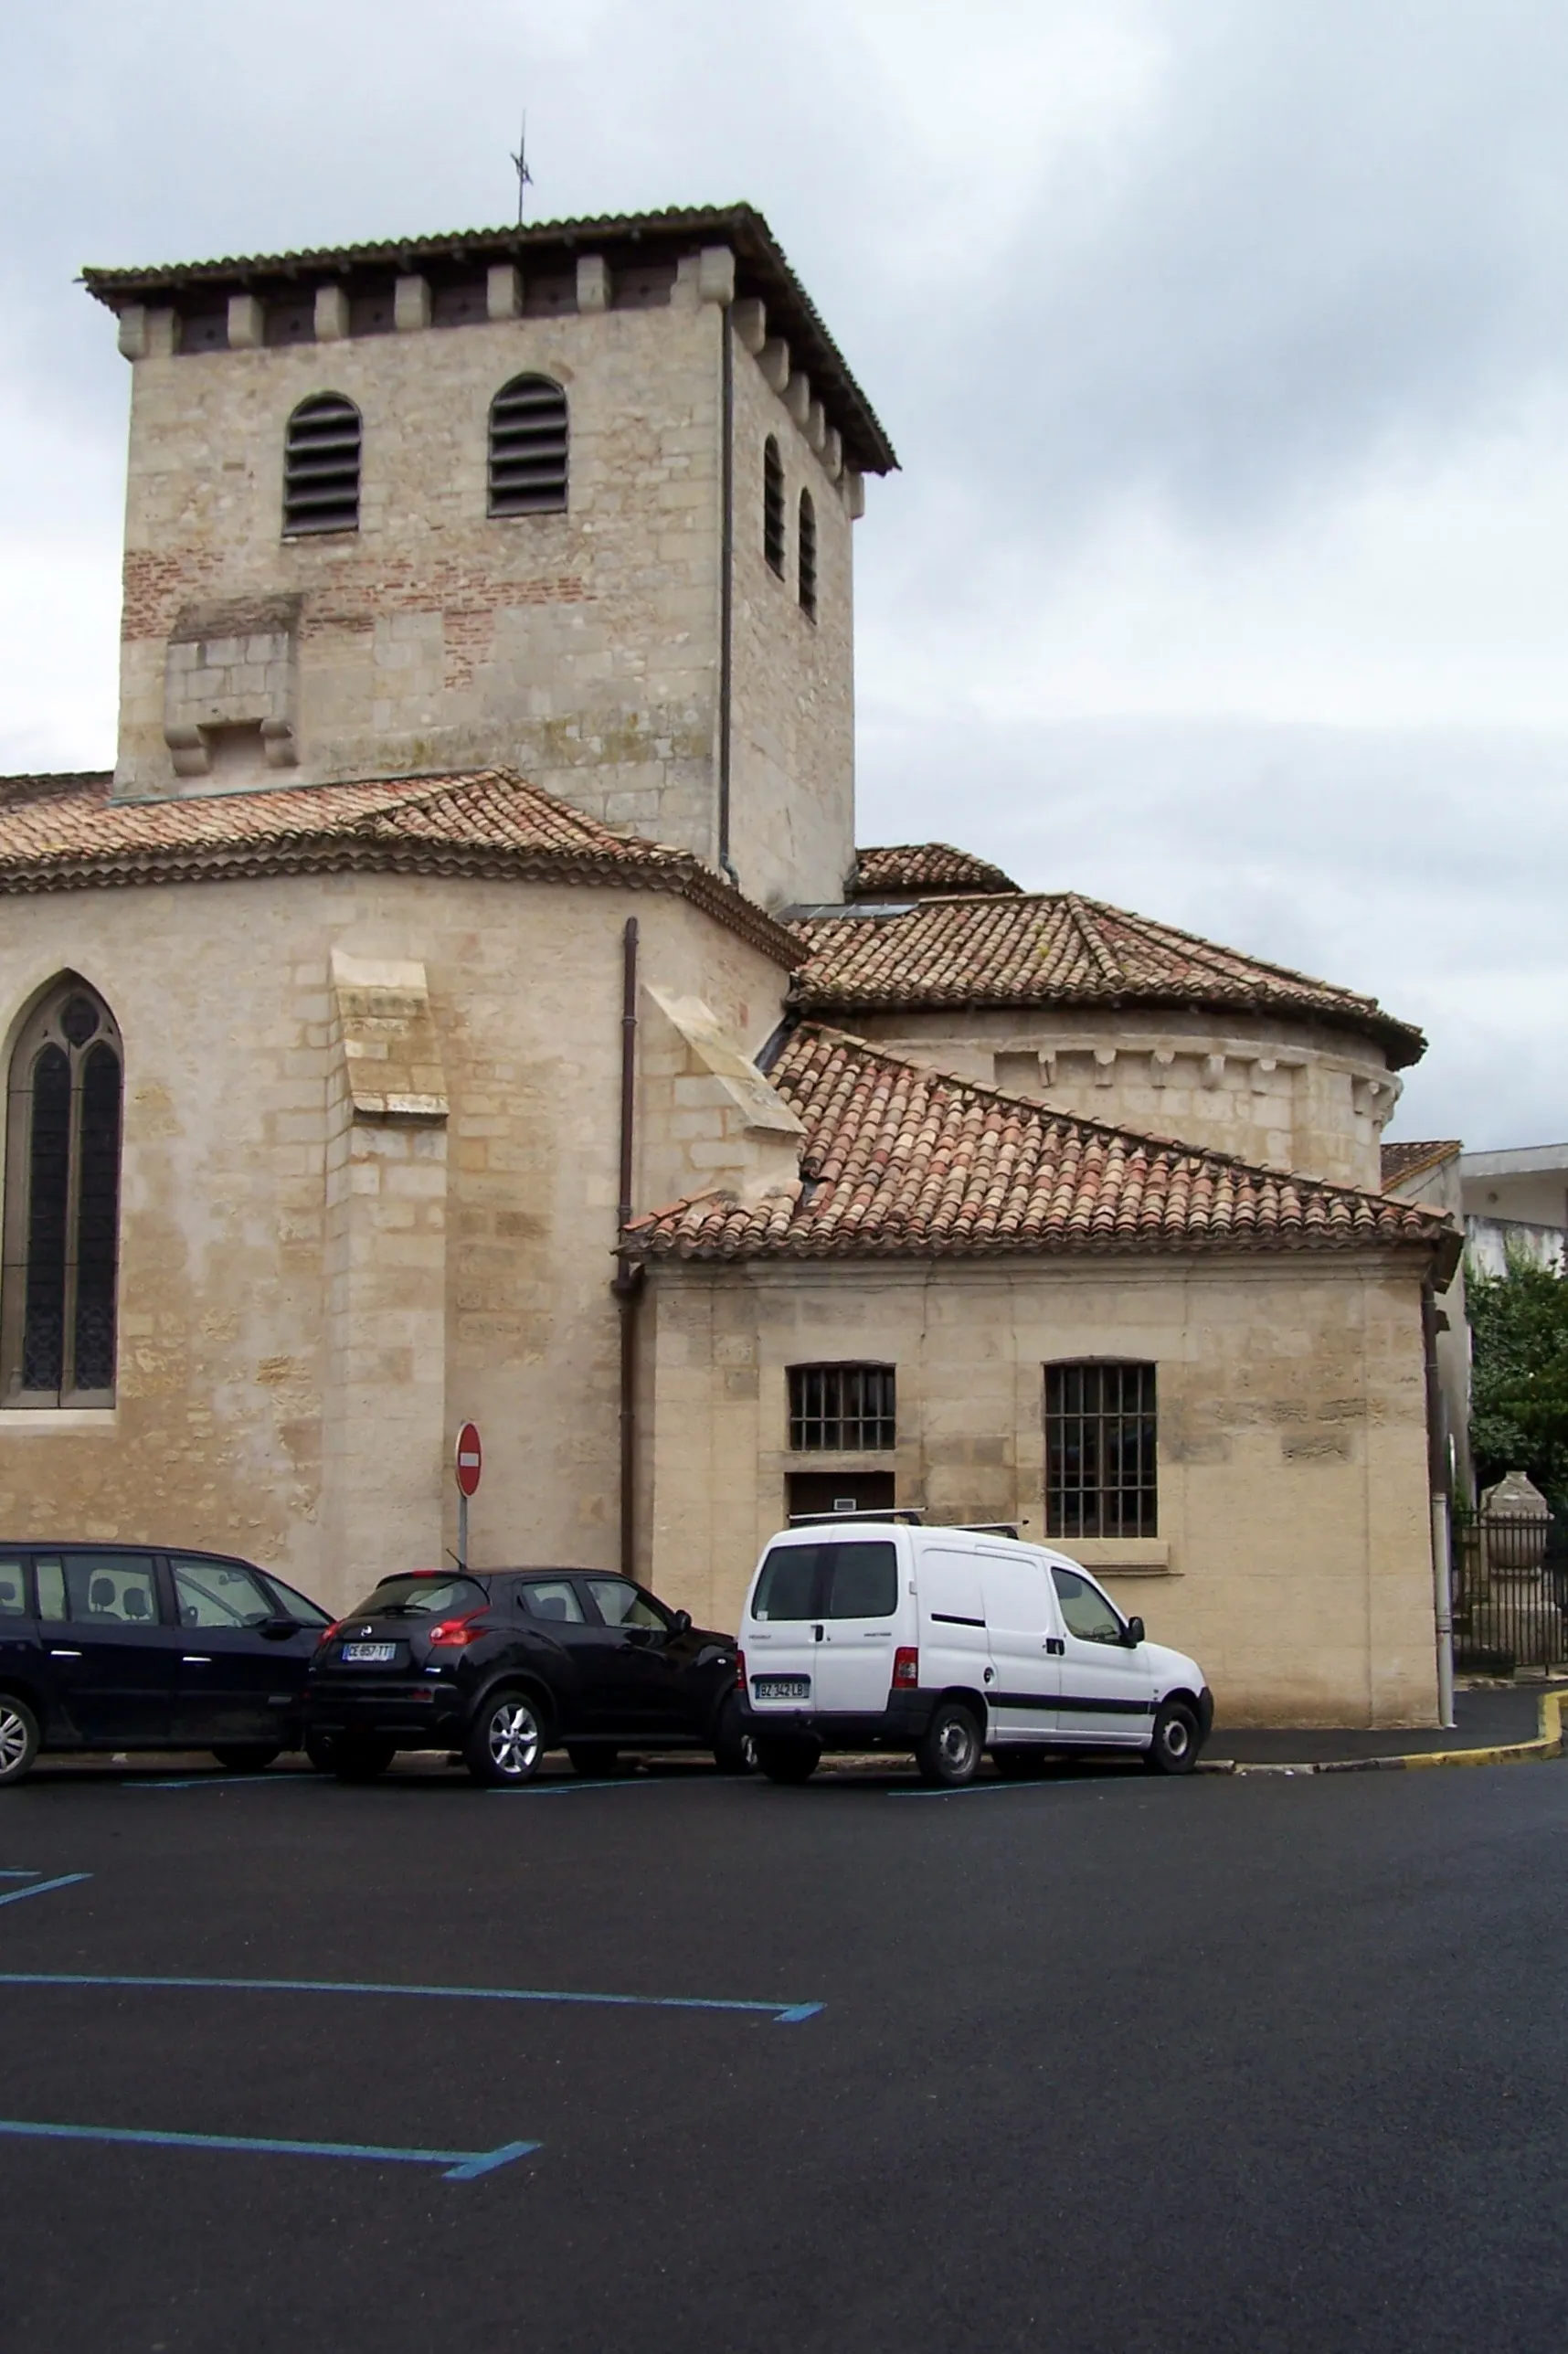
[465,1691,545,1787]
[0,1696,39,1787]
[916,1702,983,1787]
[1145,1701,1200,1776]
[755,1735,820,1786]
[711,1698,757,1776]
[991,1746,1048,1779]
[211,1744,281,1773]
[331,1735,397,1783]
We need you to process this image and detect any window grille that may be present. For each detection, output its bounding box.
[798,490,817,619]
[789,1364,895,1452]
[1045,1363,1158,1539]
[282,393,361,535]
[763,437,786,577]
[1,983,123,1405]
[488,376,568,516]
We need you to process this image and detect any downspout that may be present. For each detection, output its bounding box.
[613,917,644,1581]
[716,298,739,887]
[1422,1275,1457,1729]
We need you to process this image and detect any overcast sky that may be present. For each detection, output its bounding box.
[3,0,1565,1150]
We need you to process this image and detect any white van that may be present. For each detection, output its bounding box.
[736,1519,1212,1787]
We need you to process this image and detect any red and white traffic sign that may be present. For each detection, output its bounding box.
[454,1423,483,1498]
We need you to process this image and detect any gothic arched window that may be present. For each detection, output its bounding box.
[488,375,569,515]
[1,982,123,1406]
[282,393,362,535]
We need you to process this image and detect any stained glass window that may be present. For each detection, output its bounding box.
[2,983,122,1405]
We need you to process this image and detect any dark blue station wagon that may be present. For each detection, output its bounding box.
[0,1543,332,1785]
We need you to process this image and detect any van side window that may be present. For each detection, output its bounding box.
[1051,1567,1124,1645]
[751,1546,821,1622]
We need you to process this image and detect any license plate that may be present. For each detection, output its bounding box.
[341,1642,397,1663]
[753,1676,810,1702]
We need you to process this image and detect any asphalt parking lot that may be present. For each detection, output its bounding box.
[5,1748,1568,2354]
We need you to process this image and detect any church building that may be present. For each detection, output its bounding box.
[0,205,1457,1725]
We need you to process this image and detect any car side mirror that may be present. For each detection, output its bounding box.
[670,1608,693,1637]
[1124,1616,1145,1648]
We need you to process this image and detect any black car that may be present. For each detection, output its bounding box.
[0,1543,334,1786]
[304,1568,749,1786]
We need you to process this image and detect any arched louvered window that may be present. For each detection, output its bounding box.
[282,394,361,536]
[763,437,786,578]
[1,981,123,1406]
[798,490,817,620]
[489,376,568,515]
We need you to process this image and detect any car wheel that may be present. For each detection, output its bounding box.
[304,1731,342,1774]
[566,1744,636,1778]
[711,1697,757,1776]
[211,1744,282,1773]
[754,1734,820,1786]
[915,1701,983,1788]
[1144,1700,1201,1776]
[0,1695,39,1787]
[465,1691,546,1787]
[991,1745,1048,1779]
[331,1735,397,1783]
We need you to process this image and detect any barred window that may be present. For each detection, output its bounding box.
[789,1364,895,1452]
[1,982,123,1407]
[763,436,786,577]
[282,393,361,535]
[489,375,568,516]
[1045,1363,1157,1539]
[798,489,817,620]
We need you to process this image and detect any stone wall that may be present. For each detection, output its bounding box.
[641,1255,1439,1728]
[842,1004,1401,1190]
[0,870,788,1613]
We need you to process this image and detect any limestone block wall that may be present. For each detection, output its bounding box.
[0,870,789,1616]
[642,1256,1439,1727]
[842,1005,1401,1190]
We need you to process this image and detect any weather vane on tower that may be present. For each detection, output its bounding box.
[510,113,535,227]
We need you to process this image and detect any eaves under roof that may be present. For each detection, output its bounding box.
[79,202,896,479]
[626,1024,1457,1267]
[0,768,800,968]
[789,889,1426,1068]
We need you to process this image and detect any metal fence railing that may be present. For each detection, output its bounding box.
[1452,1511,1568,1675]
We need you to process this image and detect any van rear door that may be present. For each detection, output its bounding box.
[812,1540,901,1715]
[744,1542,823,1717]
[977,1547,1060,1742]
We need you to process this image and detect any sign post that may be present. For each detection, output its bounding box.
[454,1422,482,1570]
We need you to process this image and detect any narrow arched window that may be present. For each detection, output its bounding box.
[798,490,817,620]
[489,376,568,515]
[763,437,785,577]
[282,393,361,535]
[1,982,123,1406]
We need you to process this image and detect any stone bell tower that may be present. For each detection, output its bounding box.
[87,205,896,910]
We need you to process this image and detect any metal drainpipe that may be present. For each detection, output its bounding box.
[613,918,644,1582]
[716,299,739,887]
[1422,1276,1457,1727]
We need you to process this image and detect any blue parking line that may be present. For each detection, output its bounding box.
[0,1869,41,1879]
[0,2117,538,2180]
[890,1780,1047,1799]
[0,1968,822,2024]
[129,1774,315,1790]
[0,1873,91,1909]
[488,1778,660,1796]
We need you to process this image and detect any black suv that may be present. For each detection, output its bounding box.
[0,1543,334,1785]
[304,1568,749,1786]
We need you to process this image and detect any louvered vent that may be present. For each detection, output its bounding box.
[282,394,362,536]
[489,375,569,516]
[799,490,817,620]
[763,437,785,577]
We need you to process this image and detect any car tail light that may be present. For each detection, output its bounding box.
[736,1649,747,1691]
[892,1645,919,1689]
[427,1610,489,1649]
[314,1620,343,1651]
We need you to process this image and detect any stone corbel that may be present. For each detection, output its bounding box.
[117,304,148,361]
[758,338,790,394]
[487,263,523,322]
[1202,1054,1225,1089]
[315,284,350,341]
[783,371,811,428]
[697,247,736,305]
[228,292,263,350]
[1094,1047,1117,1087]
[1150,1050,1175,1088]
[822,426,843,479]
[577,254,611,313]
[394,274,431,332]
[844,469,865,519]
[260,717,299,769]
[1251,1057,1278,1095]
[731,297,767,352]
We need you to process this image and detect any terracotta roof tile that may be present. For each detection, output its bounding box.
[1382,1139,1462,1188]
[852,843,1020,896]
[628,1025,1454,1264]
[0,768,799,966]
[791,889,1425,1066]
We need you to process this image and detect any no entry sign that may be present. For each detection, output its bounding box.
[454,1423,483,1498]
